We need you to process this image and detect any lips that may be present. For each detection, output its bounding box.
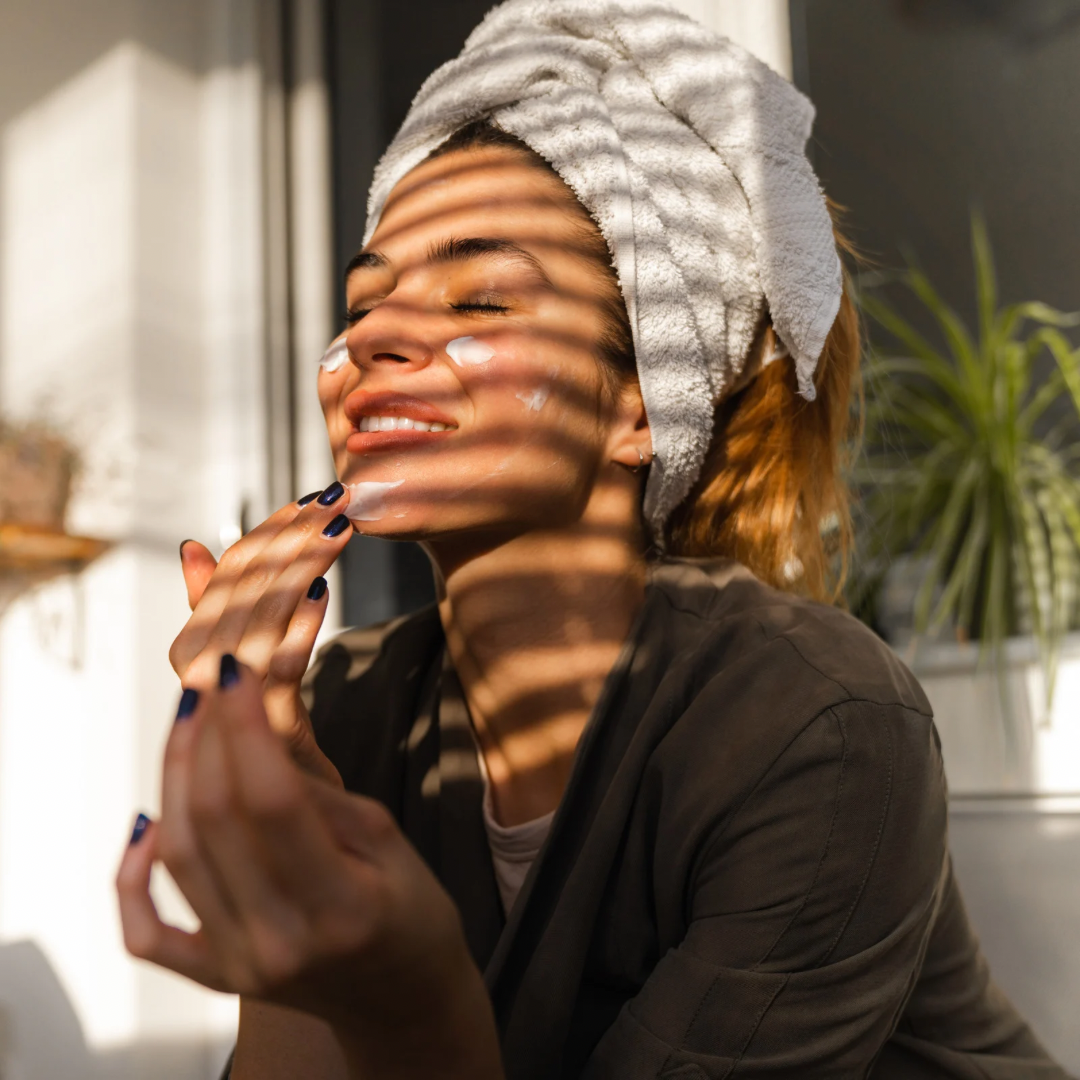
[344,390,458,454]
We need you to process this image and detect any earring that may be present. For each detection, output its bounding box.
[629,447,651,474]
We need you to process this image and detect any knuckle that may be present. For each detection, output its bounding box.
[238,560,276,598]
[245,780,302,824]
[250,931,305,989]
[216,545,245,575]
[155,829,197,876]
[267,650,307,686]
[189,783,233,826]
[122,921,160,961]
[363,800,397,843]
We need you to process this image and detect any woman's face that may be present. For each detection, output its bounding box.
[317,145,644,547]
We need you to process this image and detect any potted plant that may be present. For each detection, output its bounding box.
[854,215,1080,795]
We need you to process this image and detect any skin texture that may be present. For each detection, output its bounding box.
[116,145,654,1079]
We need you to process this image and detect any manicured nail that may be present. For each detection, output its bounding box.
[179,539,194,558]
[297,491,321,507]
[219,653,240,689]
[322,514,350,538]
[317,481,344,506]
[129,812,151,845]
[175,687,199,721]
[307,576,328,601]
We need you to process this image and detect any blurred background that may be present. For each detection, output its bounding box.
[0,0,1077,1076]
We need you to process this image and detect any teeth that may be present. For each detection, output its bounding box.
[359,415,451,433]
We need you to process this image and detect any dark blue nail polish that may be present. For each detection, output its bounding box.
[317,481,344,506]
[307,576,328,601]
[297,491,321,507]
[175,687,199,721]
[322,514,350,538]
[129,812,151,845]
[219,653,240,689]
[179,539,194,558]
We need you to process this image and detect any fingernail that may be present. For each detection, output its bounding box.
[297,491,321,507]
[317,481,344,506]
[175,687,199,721]
[322,514,350,538]
[129,812,151,845]
[307,576,328,601]
[179,539,194,558]
[219,653,240,689]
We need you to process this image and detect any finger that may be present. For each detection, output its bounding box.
[179,540,217,610]
[262,574,328,719]
[157,685,247,958]
[171,490,338,686]
[216,659,365,910]
[232,547,338,680]
[263,576,342,783]
[170,497,310,682]
[198,492,352,681]
[116,814,228,990]
[188,675,312,985]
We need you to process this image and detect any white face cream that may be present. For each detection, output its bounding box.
[515,387,549,412]
[445,336,495,367]
[345,479,405,522]
[319,337,350,373]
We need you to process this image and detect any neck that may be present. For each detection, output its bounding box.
[428,479,647,826]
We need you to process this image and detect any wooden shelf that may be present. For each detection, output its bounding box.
[0,524,110,573]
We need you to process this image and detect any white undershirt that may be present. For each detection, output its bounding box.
[478,758,555,916]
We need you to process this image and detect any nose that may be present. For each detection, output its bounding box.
[345,297,438,375]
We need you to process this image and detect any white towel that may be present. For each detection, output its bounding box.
[364,0,842,537]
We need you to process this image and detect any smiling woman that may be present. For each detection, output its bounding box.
[115,3,1069,1079]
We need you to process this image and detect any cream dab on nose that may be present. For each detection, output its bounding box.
[319,337,350,373]
[445,336,495,367]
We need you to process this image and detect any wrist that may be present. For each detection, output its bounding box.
[333,949,503,1080]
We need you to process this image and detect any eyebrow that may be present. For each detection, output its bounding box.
[344,236,552,286]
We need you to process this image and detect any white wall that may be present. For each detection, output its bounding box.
[0,0,336,1074]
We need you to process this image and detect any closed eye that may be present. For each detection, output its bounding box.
[343,305,372,325]
[451,301,509,315]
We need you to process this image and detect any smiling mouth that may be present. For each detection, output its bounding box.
[357,415,456,433]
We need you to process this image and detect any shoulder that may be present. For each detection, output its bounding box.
[641,560,942,833]
[643,563,947,929]
[649,557,932,718]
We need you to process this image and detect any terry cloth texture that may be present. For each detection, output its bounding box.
[363,0,844,537]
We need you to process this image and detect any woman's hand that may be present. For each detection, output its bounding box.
[117,658,504,1080]
[170,485,353,784]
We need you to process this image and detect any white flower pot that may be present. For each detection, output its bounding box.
[900,633,1080,796]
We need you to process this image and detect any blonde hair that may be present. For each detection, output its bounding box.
[666,279,861,602]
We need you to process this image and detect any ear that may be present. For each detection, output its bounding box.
[607,379,653,471]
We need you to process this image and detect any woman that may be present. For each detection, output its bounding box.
[116,2,1070,1077]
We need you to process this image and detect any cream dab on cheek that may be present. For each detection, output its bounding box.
[515,387,549,412]
[318,337,350,373]
[445,336,495,367]
[345,480,405,521]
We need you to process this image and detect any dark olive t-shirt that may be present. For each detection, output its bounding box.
[304,559,1070,1079]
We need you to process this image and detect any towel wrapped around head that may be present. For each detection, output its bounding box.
[364,0,843,537]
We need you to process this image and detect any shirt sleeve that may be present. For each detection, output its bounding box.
[583,698,949,1079]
